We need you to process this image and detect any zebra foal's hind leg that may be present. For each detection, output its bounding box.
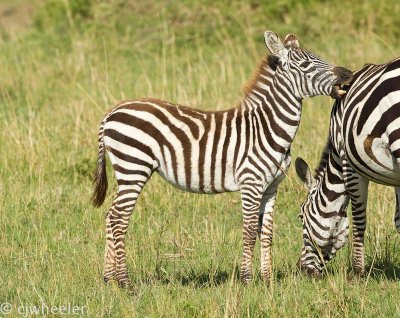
[104,179,149,288]
[103,211,116,283]
[394,187,400,233]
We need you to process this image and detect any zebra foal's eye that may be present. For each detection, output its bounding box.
[300,61,311,68]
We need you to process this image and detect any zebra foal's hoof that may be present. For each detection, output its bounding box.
[117,280,131,290]
[260,274,271,286]
[240,274,252,285]
[103,275,114,284]
[103,274,131,290]
[352,267,365,277]
[115,276,132,290]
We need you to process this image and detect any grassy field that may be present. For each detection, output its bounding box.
[1,0,400,317]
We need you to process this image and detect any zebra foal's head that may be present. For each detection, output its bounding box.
[294,157,350,277]
[264,31,353,99]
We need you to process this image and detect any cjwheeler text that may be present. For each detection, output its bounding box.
[17,303,87,317]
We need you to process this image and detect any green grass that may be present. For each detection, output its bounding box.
[1,0,400,317]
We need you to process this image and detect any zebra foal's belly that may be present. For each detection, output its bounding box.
[156,162,240,194]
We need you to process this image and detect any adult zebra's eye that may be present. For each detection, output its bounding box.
[300,61,311,68]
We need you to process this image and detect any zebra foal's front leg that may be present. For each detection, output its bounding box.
[258,187,277,284]
[240,185,263,284]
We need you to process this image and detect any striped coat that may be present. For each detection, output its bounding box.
[296,57,400,276]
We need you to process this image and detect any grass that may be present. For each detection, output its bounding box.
[1,0,400,317]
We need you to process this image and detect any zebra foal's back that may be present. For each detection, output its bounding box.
[103,98,239,194]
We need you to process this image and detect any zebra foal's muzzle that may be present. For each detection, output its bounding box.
[330,66,354,99]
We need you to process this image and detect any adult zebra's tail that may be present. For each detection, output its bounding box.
[92,120,108,207]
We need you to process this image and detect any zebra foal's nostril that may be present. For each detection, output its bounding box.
[341,69,352,79]
[333,67,353,81]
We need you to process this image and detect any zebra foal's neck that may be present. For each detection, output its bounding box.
[241,55,301,113]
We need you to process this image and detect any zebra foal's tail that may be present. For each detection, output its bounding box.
[92,119,108,207]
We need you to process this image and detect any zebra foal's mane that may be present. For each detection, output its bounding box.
[241,54,279,96]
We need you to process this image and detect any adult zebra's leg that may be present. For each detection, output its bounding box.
[258,186,277,284]
[105,179,149,288]
[240,184,263,284]
[394,187,400,233]
[344,168,369,276]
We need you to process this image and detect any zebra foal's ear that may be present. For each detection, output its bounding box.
[295,157,314,190]
[284,34,299,50]
[264,31,288,59]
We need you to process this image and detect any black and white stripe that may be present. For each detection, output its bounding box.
[296,57,400,276]
[92,30,352,287]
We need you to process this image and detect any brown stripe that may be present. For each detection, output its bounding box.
[198,115,211,192]
[210,113,221,192]
[115,102,198,187]
[107,111,182,184]
[220,109,235,190]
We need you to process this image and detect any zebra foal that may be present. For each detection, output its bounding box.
[92,30,352,287]
[295,57,400,277]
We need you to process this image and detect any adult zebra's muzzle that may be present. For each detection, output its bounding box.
[297,257,323,278]
[330,67,354,99]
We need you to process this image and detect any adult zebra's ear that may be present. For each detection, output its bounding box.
[295,157,314,190]
[264,31,288,60]
[284,34,299,50]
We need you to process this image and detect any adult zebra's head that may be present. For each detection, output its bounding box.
[264,31,353,100]
[294,157,350,277]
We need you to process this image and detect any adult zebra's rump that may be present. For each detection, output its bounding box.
[93,30,352,288]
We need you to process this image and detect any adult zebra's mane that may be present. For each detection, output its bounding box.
[242,54,279,96]
[313,138,332,179]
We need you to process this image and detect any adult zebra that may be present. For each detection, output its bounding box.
[92,30,352,287]
[295,57,400,277]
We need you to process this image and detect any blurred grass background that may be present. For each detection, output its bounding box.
[0,0,400,317]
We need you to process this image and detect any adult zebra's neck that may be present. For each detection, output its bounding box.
[314,145,348,216]
[240,55,303,149]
